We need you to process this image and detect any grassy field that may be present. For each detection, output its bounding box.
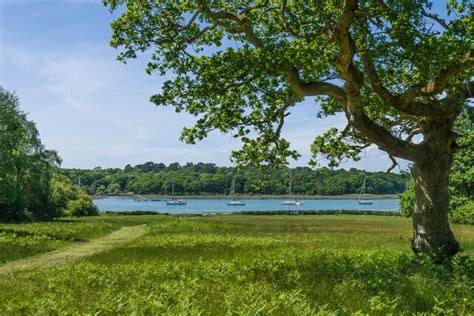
[0,216,160,264]
[0,214,472,314]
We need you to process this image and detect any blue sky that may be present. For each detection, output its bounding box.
[0,0,415,171]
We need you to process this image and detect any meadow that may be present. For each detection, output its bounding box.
[0,214,472,314]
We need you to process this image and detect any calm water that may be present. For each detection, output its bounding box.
[94,197,400,214]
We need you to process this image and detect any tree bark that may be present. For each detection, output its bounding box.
[411,119,460,259]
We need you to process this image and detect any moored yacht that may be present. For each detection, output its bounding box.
[166,180,186,205]
[357,177,373,205]
[227,178,245,206]
[281,173,303,206]
[166,199,187,206]
[281,200,303,206]
[228,199,245,206]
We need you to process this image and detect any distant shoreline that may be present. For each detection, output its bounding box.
[93,193,400,200]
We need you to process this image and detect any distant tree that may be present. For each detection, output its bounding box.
[105,0,473,259]
[155,163,166,172]
[167,163,181,171]
[135,161,158,172]
[96,185,106,196]
[107,183,121,195]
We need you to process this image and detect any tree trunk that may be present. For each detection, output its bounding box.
[411,152,460,260]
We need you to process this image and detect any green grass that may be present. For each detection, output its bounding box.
[0,215,163,264]
[0,215,472,314]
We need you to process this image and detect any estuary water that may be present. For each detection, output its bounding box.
[93,197,400,214]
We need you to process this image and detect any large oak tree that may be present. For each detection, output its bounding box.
[104,0,473,259]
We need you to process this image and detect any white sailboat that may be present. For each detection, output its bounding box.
[227,178,245,206]
[281,174,303,206]
[357,177,373,205]
[166,180,186,205]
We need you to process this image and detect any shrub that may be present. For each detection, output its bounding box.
[399,179,415,217]
[450,201,474,225]
[66,194,99,217]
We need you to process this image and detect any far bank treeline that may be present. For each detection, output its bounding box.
[61,162,407,196]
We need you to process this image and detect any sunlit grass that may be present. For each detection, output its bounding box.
[0,215,164,264]
[0,215,472,314]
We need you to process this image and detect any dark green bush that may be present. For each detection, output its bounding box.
[450,201,474,225]
[399,179,415,217]
[66,194,99,217]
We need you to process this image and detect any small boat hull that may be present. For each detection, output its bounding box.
[358,200,373,205]
[166,200,187,206]
[227,201,245,206]
[282,200,303,206]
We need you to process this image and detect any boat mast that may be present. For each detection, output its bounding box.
[288,173,292,199]
[230,178,235,196]
[358,178,366,201]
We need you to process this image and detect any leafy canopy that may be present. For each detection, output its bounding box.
[104,0,473,168]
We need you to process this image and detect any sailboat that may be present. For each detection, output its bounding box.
[281,174,303,206]
[166,179,186,205]
[357,177,373,205]
[227,178,245,206]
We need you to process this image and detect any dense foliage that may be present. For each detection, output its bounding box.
[0,215,472,314]
[50,174,98,217]
[61,163,406,196]
[451,201,474,225]
[0,88,59,221]
[450,110,474,211]
[0,88,97,221]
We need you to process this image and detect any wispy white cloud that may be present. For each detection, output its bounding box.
[1,43,408,171]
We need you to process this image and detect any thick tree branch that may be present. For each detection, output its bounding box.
[334,0,364,88]
[280,0,325,39]
[360,28,463,118]
[422,10,449,30]
[461,81,474,99]
[334,0,420,161]
[195,0,262,47]
[386,154,399,173]
[399,49,473,107]
[286,67,346,102]
[360,49,398,105]
[405,129,422,143]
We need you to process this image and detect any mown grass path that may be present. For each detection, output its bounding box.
[0,224,149,275]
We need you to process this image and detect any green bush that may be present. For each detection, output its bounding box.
[107,183,121,195]
[50,174,99,218]
[66,194,99,217]
[399,179,415,217]
[450,201,474,225]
